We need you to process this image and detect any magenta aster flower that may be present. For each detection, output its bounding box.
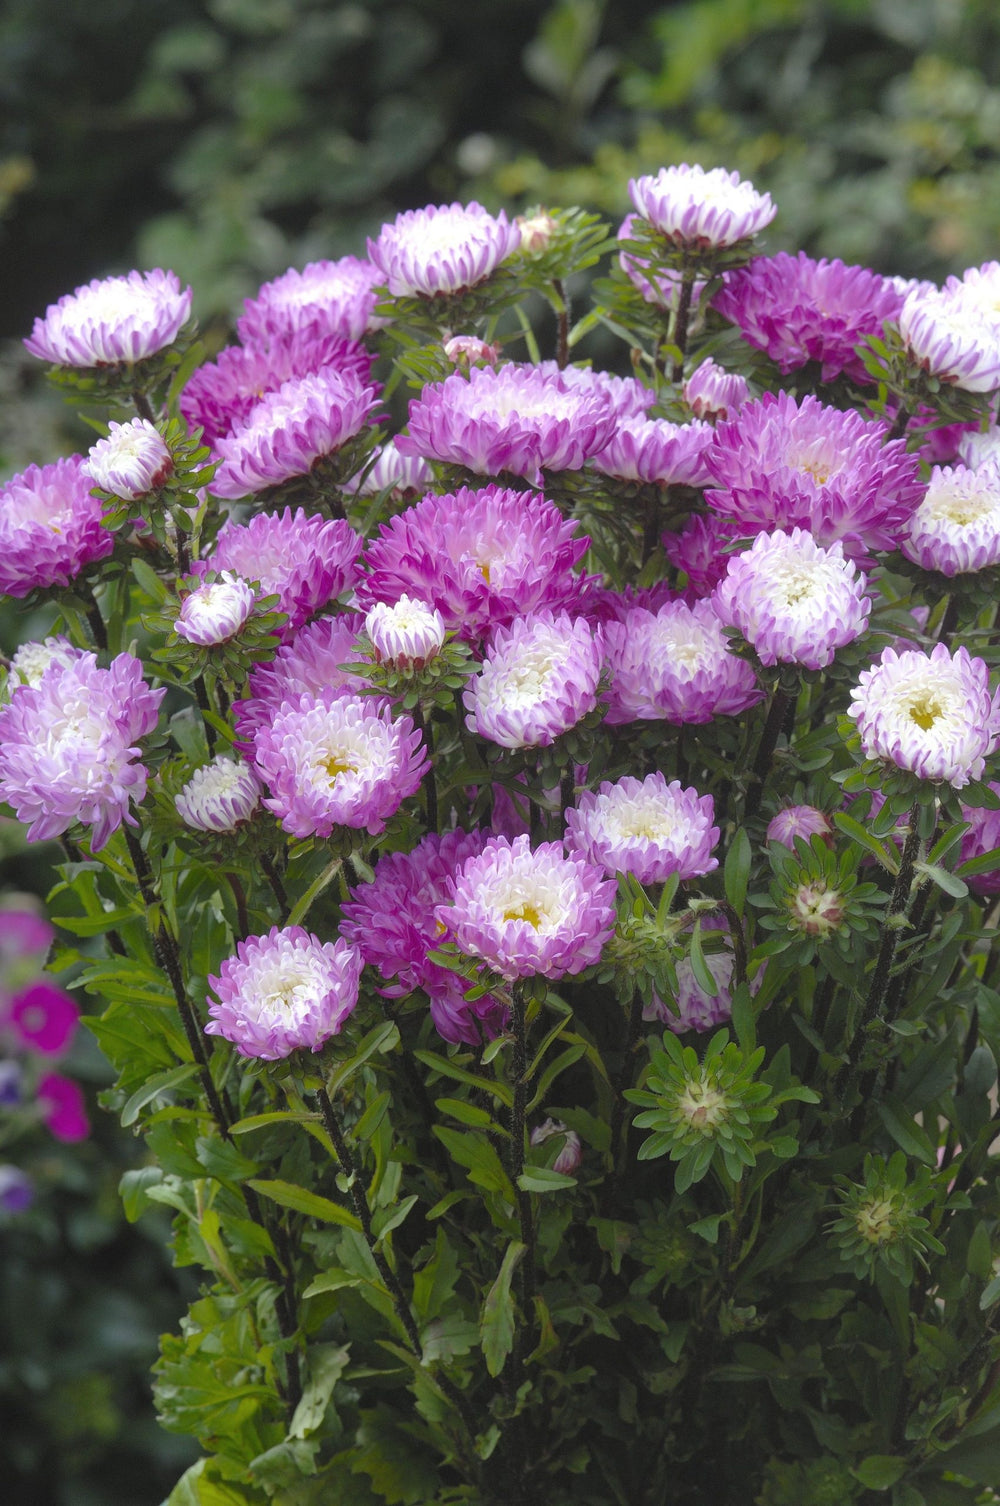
[566,773,719,884]
[714,528,871,670]
[85,419,173,499]
[252,690,427,837]
[0,651,164,849]
[208,367,380,500]
[704,391,923,560]
[37,1072,89,1142]
[959,784,1000,894]
[618,214,708,309]
[174,756,262,833]
[344,439,433,500]
[464,611,601,749]
[766,805,833,848]
[6,636,86,691]
[440,834,617,981]
[206,509,363,638]
[591,414,714,487]
[712,252,904,382]
[628,164,776,249]
[358,484,593,641]
[847,643,1000,788]
[175,573,259,646]
[530,1118,582,1174]
[683,359,749,421]
[0,907,52,961]
[0,455,114,597]
[663,513,739,599]
[232,612,369,751]
[602,598,761,725]
[901,465,1000,576]
[24,269,191,368]
[7,980,79,1057]
[397,362,618,486]
[899,282,1000,394]
[237,257,383,347]
[368,201,520,297]
[206,925,362,1061]
[365,595,445,668]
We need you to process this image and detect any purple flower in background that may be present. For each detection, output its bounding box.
[206,926,362,1060]
[959,783,1000,894]
[252,690,427,837]
[85,419,173,499]
[208,367,380,499]
[0,1166,34,1213]
[0,456,114,597]
[0,651,164,849]
[344,439,434,500]
[957,425,1000,472]
[899,282,1000,394]
[175,573,259,647]
[683,359,749,421]
[766,805,833,848]
[237,257,383,347]
[368,201,520,297]
[566,773,719,884]
[714,528,871,670]
[644,920,738,1034]
[712,253,904,382]
[618,214,708,310]
[592,415,714,487]
[365,596,446,669]
[555,362,657,420]
[602,598,761,725]
[232,612,369,751]
[37,1072,89,1142]
[663,513,739,599]
[628,164,776,249]
[440,834,617,981]
[0,1063,22,1107]
[901,465,1000,576]
[7,980,79,1057]
[398,362,618,486]
[24,269,191,367]
[464,611,601,748]
[175,757,262,834]
[358,485,593,641]
[705,391,923,560]
[6,636,87,691]
[0,908,52,961]
[206,509,363,638]
[530,1118,582,1174]
[848,643,1000,788]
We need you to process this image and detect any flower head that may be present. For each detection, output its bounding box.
[530,1118,582,1174]
[7,980,79,1057]
[206,509,362,638]
[85,419,173,499]
[365,596,446,669]
[644,922,738,1034]
[566,773,719,884]
[663,513,739,599]
[175,573,259,646]
[901,464,1000,576]
[683,359,749,421]
[899,282,1000,393]
[24,269,191,367]
[591,415,714,487]
[0,1166,34,1213]
[848,643,1000,788]
[175,757,262,834]
[0,456,114,597]
[6,636,86,691]
[206,926,362,1060]
[628,164,776,249]
[766,805,832,848]
[439,833,617,981]
[37,1072,89,1142]
[368,201,519,297]
[602,598,762,725]
[464,611,601,748]
[959,784,1000,893]
[442,335,500,368]
[237,257,383,347]
[232,612,369,751]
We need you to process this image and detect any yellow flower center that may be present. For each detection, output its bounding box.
[502,902,542,928]
[908,696,943,731]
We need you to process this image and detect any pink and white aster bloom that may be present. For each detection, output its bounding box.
[959,783,1000,894]
[397,362,618,486]
[237,257,383,347]
[714,528,871,670]
[712,252,904,382]
[208,367,380,499]
[232,612,369,752]
[0,456,114,597]
[644,921,738,1034]
[440,834,617,981]
[365,595,446,668]
[899,282,1000,394]
[175,573,258,646]
[603,598,762,725]
[553,360,657,420]
[358,485,593,641]
[206,925,362,1060]
[566,773,719,884]
[464,611,601,748]
[663,513,739,599]
[766,805,833,848]
[206,509,363,638]
[591,415,714,487]
[0,652,164,849]
[618,214,708,309]
[683,359,749,421]
[24,269,192,367]
[628,164,776,249]
[368,201,520,297]
[442,334,500,368]
[704,391,923,560]
[174,756,262,833]
[953,263,1000,340]
[344,439,433,499]
[957,426,1000,472]
[847,643,1000,788]
[85,419,172,499]
[6,636,87,691]
[901,465,1000,576]
[252,690,427,837]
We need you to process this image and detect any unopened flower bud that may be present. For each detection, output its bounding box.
[442,335,500,369]
[683,358,749,421]
[789,880,844,939]
[365,595,446,669]
[85,418,173,499]
[516,212,557,253]
[175,756,262,834]
[175,573,257,647]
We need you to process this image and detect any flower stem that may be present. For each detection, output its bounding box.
[744,683,792,823]
[600,989,644,1218]
[553,278,569,369]
[509,981,536,1306]
[260,852,289,920]
[670,263,696,382]
[886,402,911,443]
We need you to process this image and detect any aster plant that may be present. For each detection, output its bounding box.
[8,173,1000,1506]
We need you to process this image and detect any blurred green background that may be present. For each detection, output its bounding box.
[2,1,1000,1500]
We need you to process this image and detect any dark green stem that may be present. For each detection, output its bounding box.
[227,872,251,941]
[553,278,569,369]
[600,990,645,1218]
[670,263,696,382]
[193,675,217,755]
[509,981,536,1307]
[887,402,911,443]
[413,705,438,833]
[82,583,108,653]
[744,684,793,824]
[937,595,960,648]
[132,388,157,424]
[260,852,289,919]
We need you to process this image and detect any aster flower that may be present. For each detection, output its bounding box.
[704,391,923,560]
[206,926,362,1060]
[36,1072,89,1142]
[0,651,164,849]
[232,612,369,751]
[766,805,833,848]
[644,927,737,1035]
[208,367,380,500]
[174,757,262,834]
[368,201,520,298]
[464,611,601,749]
[205,509,363,638]
[442,335,500,368]
[530,1118,583,1174]
[628,164,776,250]
[602,598,761,725]
[663,513,739,599]
[847,643,1000,789]
[898,283,1000,394]
[6,636,87,692]
[439,834,617,981]
[252,690,427,837]
[712,253,904,382]
[591,415,714,487]
[365,596,446,669]
[344,439,433,499]
[683,359,749,421]
[901,465,1000,576]
[959,783,1000,894]
[358,484,593,641]
[566,773,719,884]
[957,425,1000,472]
[553,361,657,421]
[714,528,871,670]
[397,362,618,487]
[85,419,173,499]
[175,573,259,647]
[237,257,383,347]
[0,456,114,597]
[0,908,52,961]
[6,980,79,1057]
[24,269,191,368]
[618,214,708,310]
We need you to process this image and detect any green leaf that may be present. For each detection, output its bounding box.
[433,1125,515,1200]
[434,1096,496,1128]
[724,828,751,918]
[118,1165,164,1222]
[853,1456,908,1490]
[979,1272,1000,1310]
[877,1099,937,1167]
[480,1241,525,1377]
[373,1194,418,1245]
[326,1021,400,1096]
[289,1342,351,1440]
[229,1110,320,1135]
[914,862,968,899]
[833,813,896,870]
[247,1178,362,1231]
[121,1063,200,1127]
[414,1049,514,1107]
[516,1167,577,1193]
[688,920,720,998]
